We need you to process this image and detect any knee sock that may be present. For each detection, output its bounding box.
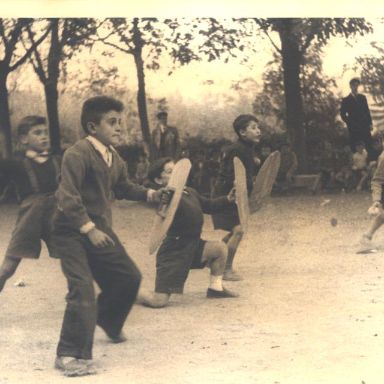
[209,275,223,291]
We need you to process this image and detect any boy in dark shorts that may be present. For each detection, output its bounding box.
[52,96,163,377]
[211,114,262,281]
[0,115,60,292]
[137,157,238,308]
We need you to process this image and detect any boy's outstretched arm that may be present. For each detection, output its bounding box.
[197,189,234,215]
[114,160,162,203]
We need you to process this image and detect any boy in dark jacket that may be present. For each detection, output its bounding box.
[52,96,163,377]
[0,115,60,292]
[138,157,238,308]
[211,114,262,281]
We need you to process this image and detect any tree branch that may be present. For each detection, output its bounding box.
[263,29,281,54]
[10,22,52,71]
[24,24,47,83]
[0,19,8,48]
[100,37,133,55]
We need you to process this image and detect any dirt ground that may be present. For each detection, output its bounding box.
[1,192,384,384]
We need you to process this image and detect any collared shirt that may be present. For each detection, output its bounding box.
[25,149,50,164]
[86,135,113,167]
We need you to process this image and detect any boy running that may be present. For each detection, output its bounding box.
[0,116,60,292]
[211,114,261,281]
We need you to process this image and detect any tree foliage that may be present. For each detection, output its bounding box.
[253,44,343,152]
[356,41,384,103]
[253,18,373,171]
[0,18,51,157]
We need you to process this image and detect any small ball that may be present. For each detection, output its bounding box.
[330,218,338,227]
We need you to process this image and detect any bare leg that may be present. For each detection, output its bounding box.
[0,257,21,292]
[356,171,368,191]
[222,225,244,281]
[365,213,384,240]
[202,241,238,298]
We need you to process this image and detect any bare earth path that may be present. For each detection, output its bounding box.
[1,193,384,384]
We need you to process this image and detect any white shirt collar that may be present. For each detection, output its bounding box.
[86,136,114,166]
[86,135,110,153]
[25,149,50,164]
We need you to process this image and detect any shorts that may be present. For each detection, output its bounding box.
[5,194,56,259]
[211,204,239,232]
[155,236,207,294]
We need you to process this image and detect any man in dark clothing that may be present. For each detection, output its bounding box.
[340,78,373,155]
[150,111,181,161]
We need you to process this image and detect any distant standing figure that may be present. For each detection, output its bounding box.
[340,78,373,155]
[150,111,181,161]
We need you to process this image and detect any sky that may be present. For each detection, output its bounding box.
[2,3,384,130]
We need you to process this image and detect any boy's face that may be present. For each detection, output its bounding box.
[88,110,122,146]
[158,115,167,125]
[156,161,175,186]
[21,124,50,152]
[350,82,360,94]
[240,121,261,144]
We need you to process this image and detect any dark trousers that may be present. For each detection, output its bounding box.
[52,216,141,359]
[349,128,373,155]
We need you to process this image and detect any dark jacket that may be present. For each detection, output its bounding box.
[340,93,372,132]
[212,139,257,197]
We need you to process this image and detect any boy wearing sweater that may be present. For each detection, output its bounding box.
[53,96,162,377]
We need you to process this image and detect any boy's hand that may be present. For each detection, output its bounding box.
[151,187,168,203]
[161,189,174,205]
[227,187,236,202]
[87,228,115,248]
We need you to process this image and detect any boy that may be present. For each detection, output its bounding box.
[0,115,60,292]
[211,114,262,281]
[358,150,384,253]
[352,141,369,191]
[52,96,163,377]
[138,157,237,308]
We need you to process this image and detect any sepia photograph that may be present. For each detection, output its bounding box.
[1,1,384,383]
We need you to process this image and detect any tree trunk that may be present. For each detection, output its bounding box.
[45,19,61,154]
[132,18,151,155]
[0,72,12,158]
[44,83,61,154]
[278,21,307,172]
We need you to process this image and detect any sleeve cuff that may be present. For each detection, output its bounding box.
[79,221,96,234]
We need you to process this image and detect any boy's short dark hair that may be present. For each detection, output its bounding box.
[157,111,168,119]
[17,115,47,137]
[233,114,258,137]
[147,157,173,181]
[349,78,361,87]
[81,96,124,133]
